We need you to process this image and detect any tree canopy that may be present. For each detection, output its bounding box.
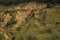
[0,0,60,5]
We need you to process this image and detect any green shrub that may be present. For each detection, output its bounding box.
[46,11,60,24]
[0,34,4,40]
[12,9,60,40]
[4,10,16,16]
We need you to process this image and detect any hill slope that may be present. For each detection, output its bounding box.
[0,3,60,40]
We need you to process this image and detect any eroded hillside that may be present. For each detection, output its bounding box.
[0,3,60,40]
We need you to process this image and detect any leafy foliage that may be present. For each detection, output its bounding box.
[0,34,4,40]
[0,0,60,5]
[12,8,60,40]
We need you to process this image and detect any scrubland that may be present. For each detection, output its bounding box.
[0,3,60,40]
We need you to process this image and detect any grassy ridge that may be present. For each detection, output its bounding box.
[0,3,60,40]
[13,7,60,40]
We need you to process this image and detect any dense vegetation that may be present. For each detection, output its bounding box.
[12,8,60,40]
[0,0,60,5]
[0,34,4,40]
[0,0,60,40]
